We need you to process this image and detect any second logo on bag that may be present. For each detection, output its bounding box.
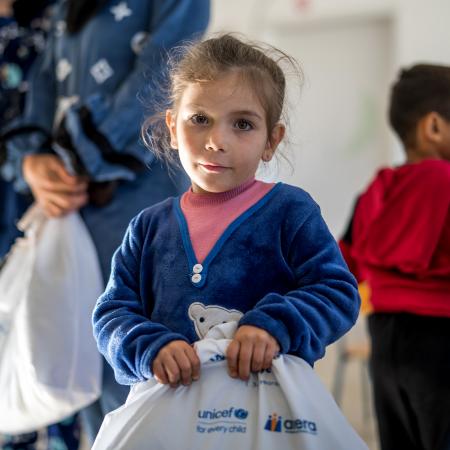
[264,412,318,435]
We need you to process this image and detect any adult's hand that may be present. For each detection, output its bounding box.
[23,153,88,217]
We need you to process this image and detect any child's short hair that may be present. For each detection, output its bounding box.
[389,64,450,147]
[142,34,300,165]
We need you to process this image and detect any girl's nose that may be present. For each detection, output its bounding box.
[205,125,227,152]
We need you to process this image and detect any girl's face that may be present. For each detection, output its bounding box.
[166,71,285,194]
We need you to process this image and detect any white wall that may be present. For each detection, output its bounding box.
[395,0,450,67]
[266,18,392,234]
[208,0,450,235]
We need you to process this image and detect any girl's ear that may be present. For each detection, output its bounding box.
[165,110,178,149]
[263,123,286,162]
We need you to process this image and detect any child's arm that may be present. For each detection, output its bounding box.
[93,212,193,385]
[238,201,360,366]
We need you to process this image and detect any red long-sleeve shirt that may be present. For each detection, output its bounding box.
[341,159,450,317]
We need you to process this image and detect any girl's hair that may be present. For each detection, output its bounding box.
[142,34,300,166]
[389,63,450,148]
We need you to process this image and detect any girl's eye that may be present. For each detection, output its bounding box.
[190,114,209,125]
[235,119,253,131]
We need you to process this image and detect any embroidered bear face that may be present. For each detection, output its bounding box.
[188,302,243,339]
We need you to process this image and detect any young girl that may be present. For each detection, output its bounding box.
[93,34,360,388]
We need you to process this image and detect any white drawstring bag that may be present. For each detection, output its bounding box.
[93,322,368,450]
[0,205,102,434]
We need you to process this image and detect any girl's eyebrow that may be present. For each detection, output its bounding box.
[185,103,205,110]
[184,104,263,121]
[232,110,263,121]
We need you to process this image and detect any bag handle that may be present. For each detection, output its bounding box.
[17,204,47,235]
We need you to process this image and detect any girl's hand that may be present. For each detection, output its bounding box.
[23,154,88,217]
[226,325,280,381]
[152,340,201,388]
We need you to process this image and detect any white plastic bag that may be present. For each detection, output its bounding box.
[93,323,368,450]
[0,205,102,434]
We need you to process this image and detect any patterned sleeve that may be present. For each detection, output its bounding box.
[0,28,57,191]
[94,0,210,152]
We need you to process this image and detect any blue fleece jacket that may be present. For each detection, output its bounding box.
[93,183,360,385]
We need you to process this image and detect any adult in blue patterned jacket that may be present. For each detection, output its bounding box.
[1,0,210,444]
[0,0,54,260]
[93,35,360,393]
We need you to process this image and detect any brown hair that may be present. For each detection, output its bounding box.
[389,63,450,148]
[142,33,301,166]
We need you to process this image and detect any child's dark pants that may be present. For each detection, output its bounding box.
[368,313,450,450]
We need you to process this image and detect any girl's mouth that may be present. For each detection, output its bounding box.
[199,163,228,173]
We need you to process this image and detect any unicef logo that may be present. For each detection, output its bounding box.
[234,409,248,420]
[198,407,249,421]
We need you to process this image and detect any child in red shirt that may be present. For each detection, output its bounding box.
[340,64,450,450]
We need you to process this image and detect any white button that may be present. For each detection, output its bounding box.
[191,273,202,283]
[193,264,203,274]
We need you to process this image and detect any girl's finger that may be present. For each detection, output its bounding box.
[262,345,276,369]
[251,342,266,373]
[162,354,181,387]
[237,341,253,381]
[152,360,168,385]
[173,350,194,386]
[226,340,240,378]
[186,347,201,381]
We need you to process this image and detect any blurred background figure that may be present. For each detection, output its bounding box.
[0,0,54,124]
[1,2,82,448]
[340,64,450,450]
[0,0,209,448]
[0,0,54,259]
